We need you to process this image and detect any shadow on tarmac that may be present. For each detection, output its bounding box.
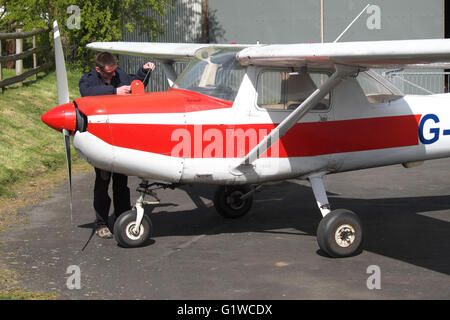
[134,181,450,276]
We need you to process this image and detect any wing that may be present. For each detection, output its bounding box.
[87,42,251,62]
[88,39,450,68]
[237,39,450,69]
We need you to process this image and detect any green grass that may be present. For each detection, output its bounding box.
[0,68,84,198]
[0,68,90,300]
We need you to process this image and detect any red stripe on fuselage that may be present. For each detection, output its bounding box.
[87,115,421,158]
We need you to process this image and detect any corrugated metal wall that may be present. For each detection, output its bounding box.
[120,0,202,92]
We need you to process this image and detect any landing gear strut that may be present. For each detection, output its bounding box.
[309,174,364,258]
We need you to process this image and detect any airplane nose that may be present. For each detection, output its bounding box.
[41,102,77,133]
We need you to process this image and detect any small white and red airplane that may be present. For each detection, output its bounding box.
[42,22,450,257]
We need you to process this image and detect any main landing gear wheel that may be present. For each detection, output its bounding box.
[317,209,363,258]
[214,185,253,219]
[113,210,153,248]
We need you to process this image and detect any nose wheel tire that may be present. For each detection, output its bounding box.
[214,185,253,219]
[113,210,153,248]
[317,209,363,258]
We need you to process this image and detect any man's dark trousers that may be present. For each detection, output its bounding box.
[93,168,131,226]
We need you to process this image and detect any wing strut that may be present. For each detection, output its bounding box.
[231,64,359,174]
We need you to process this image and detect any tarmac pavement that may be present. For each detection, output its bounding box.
[0,159,449,300]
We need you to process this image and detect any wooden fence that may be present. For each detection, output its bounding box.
[0,27,53,92]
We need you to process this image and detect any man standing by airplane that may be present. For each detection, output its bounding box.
[79,52,155,238]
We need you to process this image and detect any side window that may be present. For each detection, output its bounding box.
[257,71,284,109]
[257,70,330,111]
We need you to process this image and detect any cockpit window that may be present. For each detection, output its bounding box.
[173,47,246,102]
[257,70,331,111]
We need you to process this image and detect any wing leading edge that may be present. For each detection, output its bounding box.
[87,42,252,62]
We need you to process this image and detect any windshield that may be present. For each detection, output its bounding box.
[173,47,246,102]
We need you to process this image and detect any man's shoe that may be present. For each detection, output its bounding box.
[95,226,113,239]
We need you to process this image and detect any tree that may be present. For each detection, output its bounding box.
[0,0,172,70]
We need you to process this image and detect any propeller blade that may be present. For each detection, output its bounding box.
[63,129,73,224]
[53,21,69,105]
[54,21,73,223]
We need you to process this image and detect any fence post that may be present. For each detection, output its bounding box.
[32,32,38,80]
[15,28,23,86]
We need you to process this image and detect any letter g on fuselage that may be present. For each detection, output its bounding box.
[419,114,440,145]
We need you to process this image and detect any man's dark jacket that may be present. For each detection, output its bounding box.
[79,66,149,97]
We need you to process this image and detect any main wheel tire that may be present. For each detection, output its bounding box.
[317,209,364,258]
[214,185,253,219]
[113,210,153,248]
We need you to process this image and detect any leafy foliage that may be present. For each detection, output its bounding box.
[0,0,172,70]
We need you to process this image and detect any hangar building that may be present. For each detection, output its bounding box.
[122,0,450,94]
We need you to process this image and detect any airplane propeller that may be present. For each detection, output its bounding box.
[53,21,73,224]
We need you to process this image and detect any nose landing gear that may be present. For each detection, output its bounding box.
[113,181,177,248]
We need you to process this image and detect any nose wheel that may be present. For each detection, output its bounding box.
[113,180,163,248]
[113,210,153,248]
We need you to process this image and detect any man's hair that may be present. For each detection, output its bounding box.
[95,52,117,69]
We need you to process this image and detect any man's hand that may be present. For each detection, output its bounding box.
[116,85,131,95]
[143,62,156,72]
